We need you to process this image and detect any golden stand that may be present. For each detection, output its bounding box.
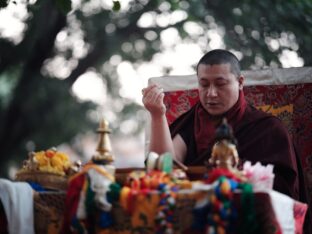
[91,117,115,165]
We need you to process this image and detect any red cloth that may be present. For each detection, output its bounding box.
[60,174,85,234]
[294,201,308,234]
[0,202,8,234]
[194,90,246,156]
[204,168,244,184]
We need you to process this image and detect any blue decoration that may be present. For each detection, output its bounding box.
[28,182,46,192]
[98,211,113,228]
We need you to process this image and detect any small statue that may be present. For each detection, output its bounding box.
[209,118,239,172]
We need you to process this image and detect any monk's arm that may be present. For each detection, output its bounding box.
[142,84,186,163]
[149,114,175,156]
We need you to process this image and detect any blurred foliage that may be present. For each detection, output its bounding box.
[112,1,121,12]
[55,0,72,14]
[205,0,312,67]
[0,0,311,177]
[0,0,121,13]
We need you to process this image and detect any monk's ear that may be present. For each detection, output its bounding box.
[238,76,244,90]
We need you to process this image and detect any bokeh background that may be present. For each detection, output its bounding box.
[0,0,311,178]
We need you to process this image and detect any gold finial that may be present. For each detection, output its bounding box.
[92,117,115,164]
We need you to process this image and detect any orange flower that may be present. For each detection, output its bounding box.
[45,150,55,158]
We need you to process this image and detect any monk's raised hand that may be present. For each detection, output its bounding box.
[142,84,166,117]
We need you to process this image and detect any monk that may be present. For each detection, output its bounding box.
[142,49,308,202]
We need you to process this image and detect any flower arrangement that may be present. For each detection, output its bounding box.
[15,148,80,190]
[33,149,71,176]
[18,147,80,177]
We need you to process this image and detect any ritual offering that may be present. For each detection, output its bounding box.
[61,117,120,234]
[189,118,276,233]
[145,151,174,173]
[242,161,275,190]
[118,165,192,233]
[15,147,80,190]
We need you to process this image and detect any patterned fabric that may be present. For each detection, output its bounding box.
[164,90,198,125]
[105,192,281,234]
[34,192,66,234]
[163,83,312,198]
[0,189,306,234]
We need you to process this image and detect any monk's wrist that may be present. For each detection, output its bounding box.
[150,112,166,121]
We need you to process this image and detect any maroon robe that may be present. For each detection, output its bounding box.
[170,101,312,233]
[170,102,306,202]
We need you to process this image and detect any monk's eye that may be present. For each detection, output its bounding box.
[199,81,209,88]
[215,80,228,87]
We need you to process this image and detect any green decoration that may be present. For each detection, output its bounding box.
[85,178,96,215]
[238,183,259,233]
[107,182,121,202]
[161,152,173,174]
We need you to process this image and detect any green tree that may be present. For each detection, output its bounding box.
[204,0,312,67]
[0,0,206,177]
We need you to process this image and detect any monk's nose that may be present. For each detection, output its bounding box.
[206,85,217,97]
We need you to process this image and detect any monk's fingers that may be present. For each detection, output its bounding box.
[155,92,165,105]
[141,84,159,96]
[142,91,156,105]
[143,86,163,103]
[149,87,164,102]
[156,92,166,112]
[142,84,163,96]
[142,91,164,113]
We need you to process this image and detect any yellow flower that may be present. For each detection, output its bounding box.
[33,149,71,175]
[34,151,49,167]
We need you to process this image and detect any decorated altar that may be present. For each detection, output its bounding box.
[1,182,308,234]
[0,115,310,234]
[1,67,312,233]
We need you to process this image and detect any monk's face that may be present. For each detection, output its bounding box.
[197,63,244,116]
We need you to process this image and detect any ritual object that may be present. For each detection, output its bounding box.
[90,116,116,176]
[145,151,174,173]
[207,118,248,184]
[209,118,239,171]
[91,117,115,165]
[15,147,80,190]
[62,117,119,233]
